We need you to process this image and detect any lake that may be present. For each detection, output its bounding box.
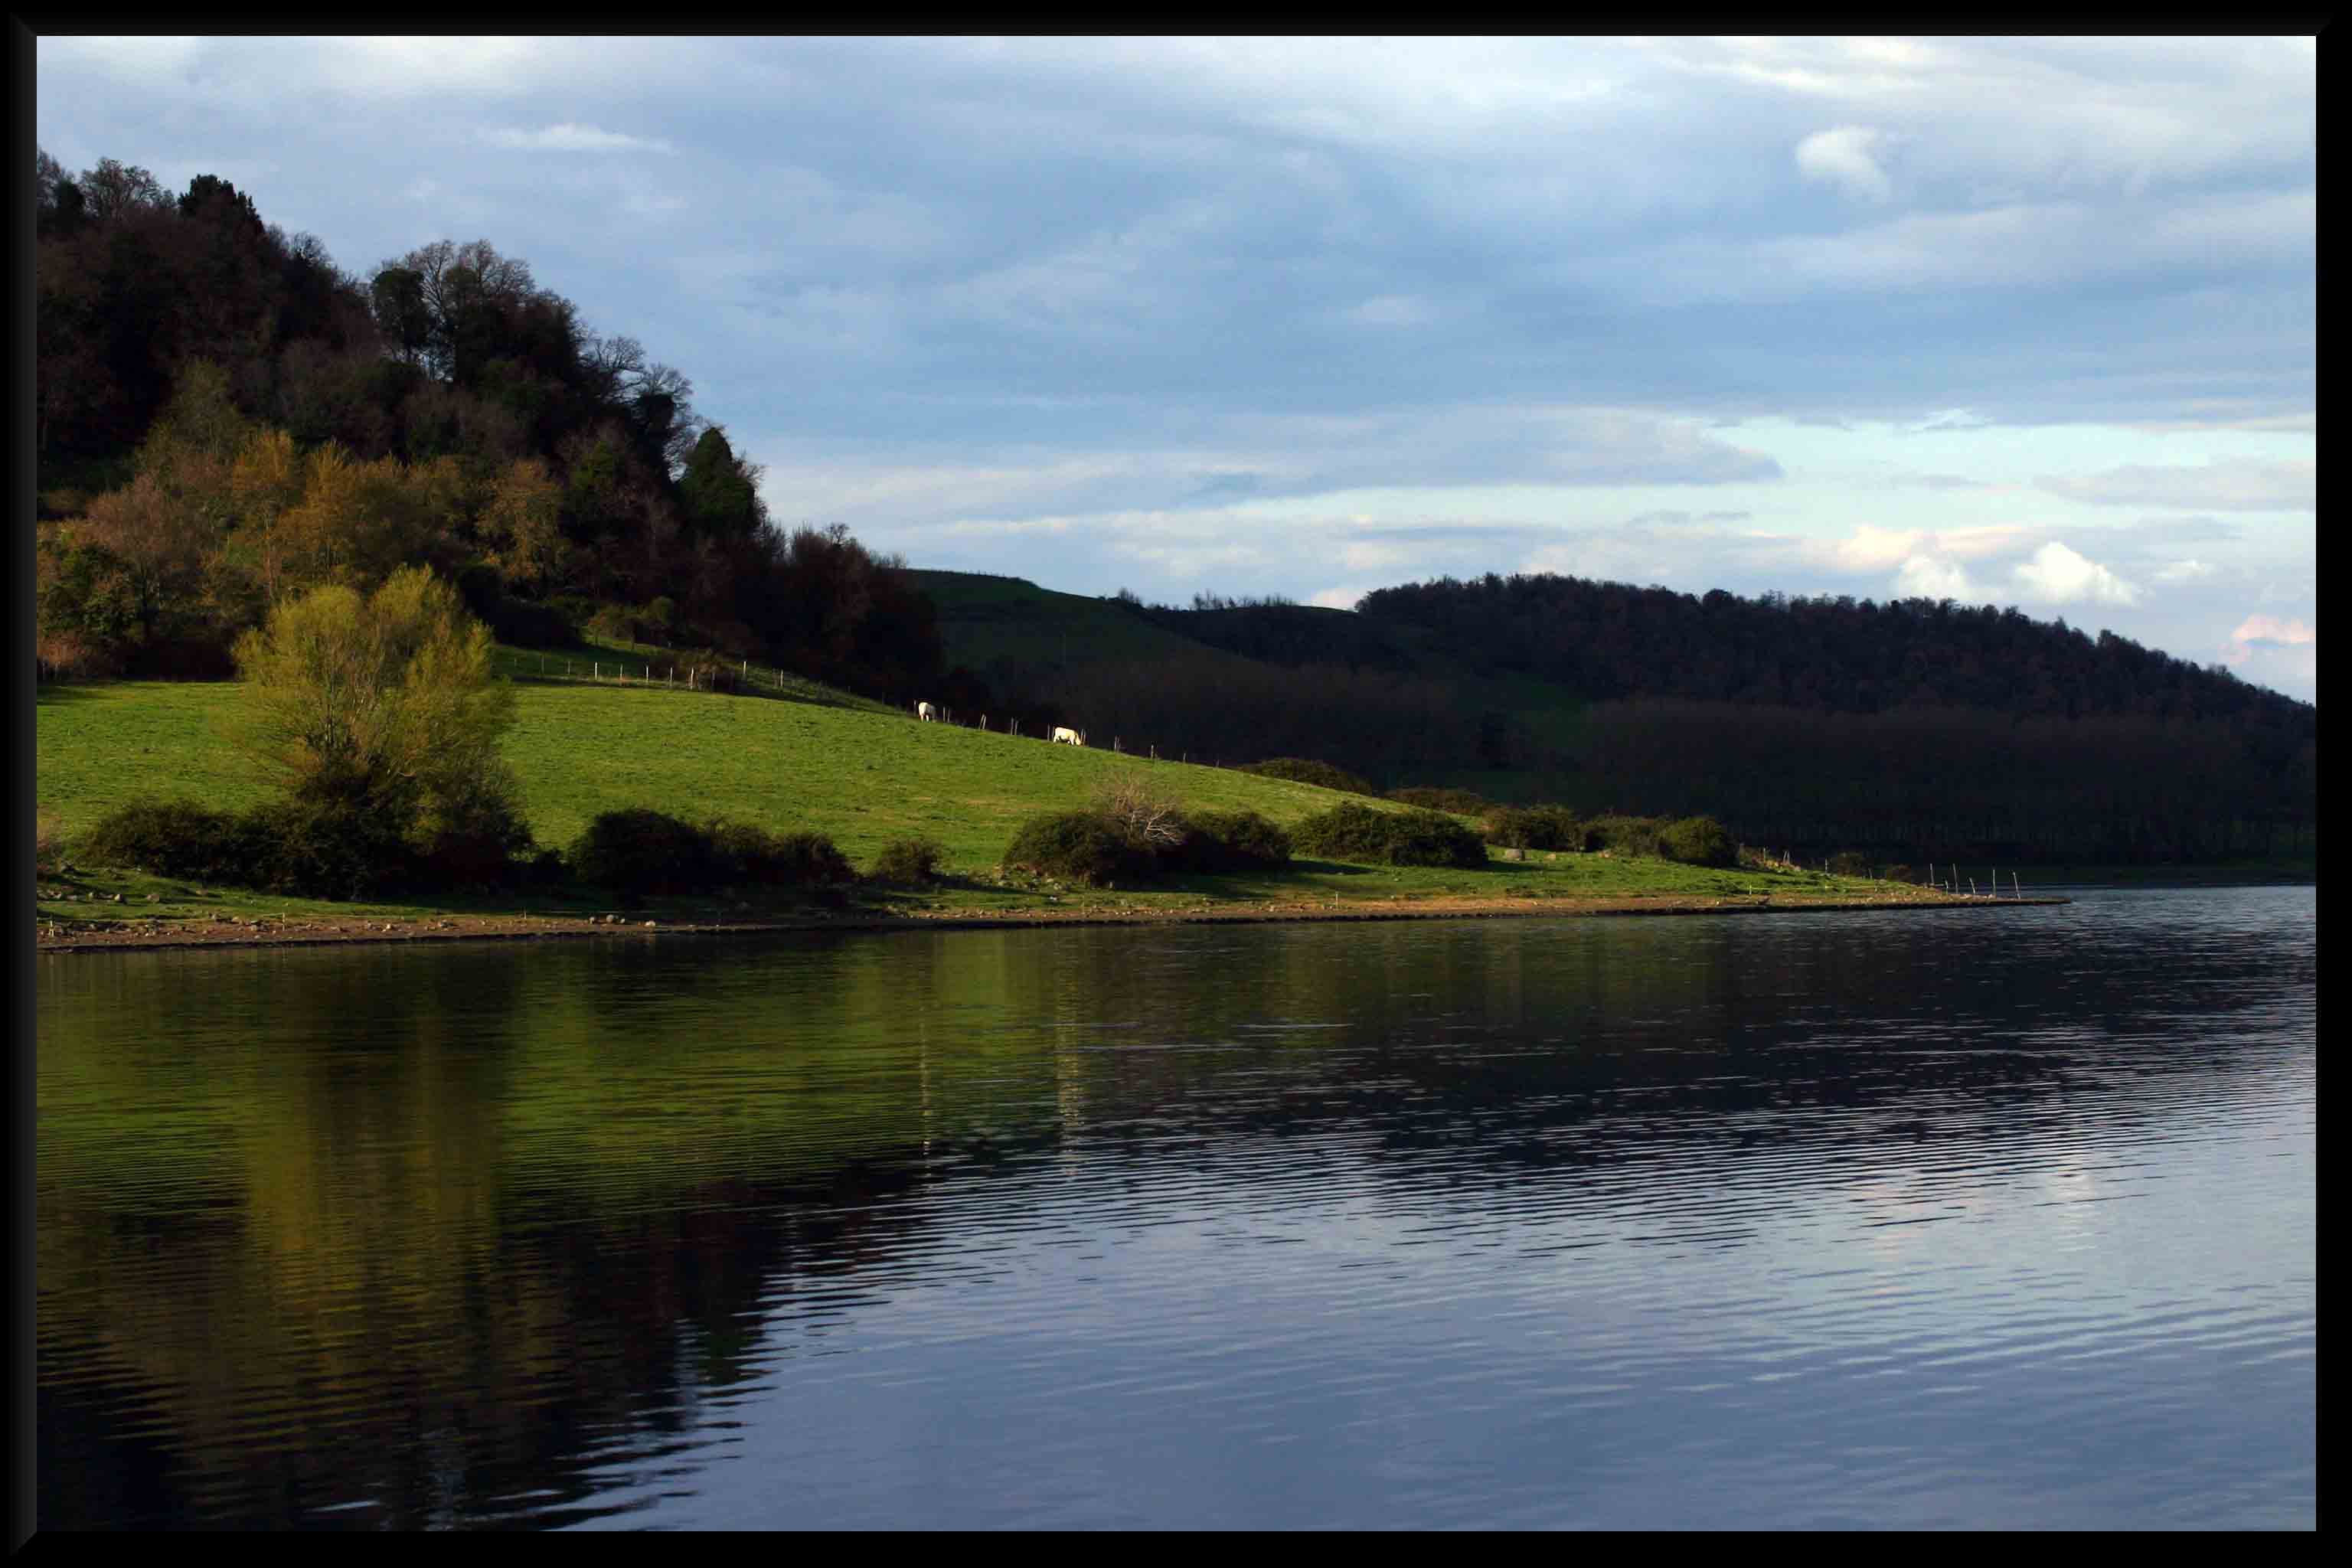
[36,885,2315,1529]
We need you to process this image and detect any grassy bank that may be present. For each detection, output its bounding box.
[37,661,1976,942]
[38,662,1360,867]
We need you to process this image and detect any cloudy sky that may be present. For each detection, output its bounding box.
[38,35,2317,700]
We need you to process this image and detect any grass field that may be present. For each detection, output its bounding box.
[37,659,1938,934]
[37,661,1419,868]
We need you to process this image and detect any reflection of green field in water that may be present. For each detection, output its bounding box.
[30,912,2076,1524]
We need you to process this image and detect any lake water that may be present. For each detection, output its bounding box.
[37,886,2315,1530]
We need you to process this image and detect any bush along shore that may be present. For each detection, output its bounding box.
[38,787,2059,954]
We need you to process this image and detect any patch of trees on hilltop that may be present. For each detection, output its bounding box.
[35,151,956,704]
[1356,572,2311,733]
[1112,590,1422,675]
[1342,573,2314,865]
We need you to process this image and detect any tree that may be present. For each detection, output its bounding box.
[229,566,529,875]
[678,426,763,540]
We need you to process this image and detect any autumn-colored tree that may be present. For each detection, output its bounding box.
[230,566,531,877]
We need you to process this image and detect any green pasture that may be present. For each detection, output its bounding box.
[38,662,1411,870]
[38,660,1932,933]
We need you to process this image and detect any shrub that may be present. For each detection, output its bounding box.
[1658,815,1738,868]
[1091,771,1190,852]
[1484,804,1582,851]
[871,837,947,884]
[1290,802,1404,862]
[585,603,640,644]
[1239,757,1380,797]
[1292,803,1486,867]
[571,808,717,896]
[1178,809,1292,871]
[249,797,421,899]
[1828,851,1874,878]
[1384,810,1489,867]
[80,799,270,884]
[704,819,789,884]
[1586,814,1667,858]
[772,831,854,886]
[410,768,537,887]
[1003,809,1151,887]
[1387,786,1488,814]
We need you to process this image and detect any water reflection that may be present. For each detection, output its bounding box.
[39,888,2314,1528]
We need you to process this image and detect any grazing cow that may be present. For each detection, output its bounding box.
[1051,726,1086,746]
[916,701,937,721]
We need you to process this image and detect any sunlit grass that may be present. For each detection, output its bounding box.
[38,660,1948,933]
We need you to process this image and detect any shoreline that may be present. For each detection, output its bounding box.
[34,890,2069,955]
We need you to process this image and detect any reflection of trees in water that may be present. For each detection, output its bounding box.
[38,903,2308,1525]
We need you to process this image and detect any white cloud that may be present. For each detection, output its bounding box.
[2011,541,2141,606]
[1933,524,2033,561]
[1893,555,1975,600]
[484,123,674,154]
[1818,524,1923,572]
[2154,559,2216,583]
[2230,612,2314,647]
[1795,125,1896,202]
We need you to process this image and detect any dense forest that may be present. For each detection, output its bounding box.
[35,151,956,701]
[1073,578,2315,864]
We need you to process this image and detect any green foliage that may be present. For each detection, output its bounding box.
[771,831,854,887]
[1383,810,1490,867]
[1828,851,1875,878]
[80,799,270,884]
[1586,814,1666,858]
[77,794,423,898]
[1179,810,1292,871]
[1292,802,1485,867]
[1289,802,1401,862]
[871,836,947,884]
[230,566,527,880]
[679,426,763,541]
[1659,815,1738,868]
[573,810,851,897]
[1388,786,1488,814]
[570,808,715,896]
[1002,809,1152,887]
[245,796,423,899]
[1240,757,1380,796]
[1484,804,1583,851]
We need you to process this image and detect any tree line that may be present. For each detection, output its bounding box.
[36,151,958,703]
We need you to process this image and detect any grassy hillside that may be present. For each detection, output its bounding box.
[910,569,1254,679]
[36,662,1405,871]
[910,569,1594,786]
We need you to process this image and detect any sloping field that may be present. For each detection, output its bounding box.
[911,569,1596,791]
[37,671,1401,871]
[909,569,1250,676]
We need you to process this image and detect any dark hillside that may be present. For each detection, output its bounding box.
[1357,571,2310,732]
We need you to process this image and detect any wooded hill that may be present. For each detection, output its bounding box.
[915,573,2316,867]
[35,151,958,703]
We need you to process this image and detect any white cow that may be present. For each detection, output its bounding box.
[916,701,937,722]
[1051,726,1086,746]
